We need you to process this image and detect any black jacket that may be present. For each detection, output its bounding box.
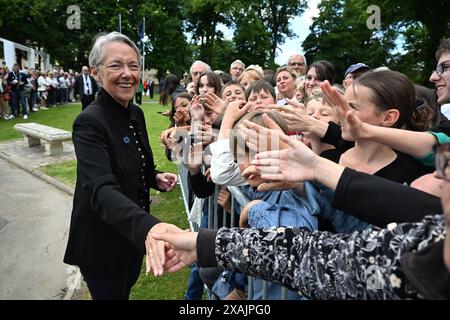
[73,74,98,99]
[197,169,448,299]
[64,89,161,272]
[7,71,28,91]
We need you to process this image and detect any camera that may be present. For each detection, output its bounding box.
[184,133,195,146]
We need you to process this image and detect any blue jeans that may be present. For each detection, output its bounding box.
[11,90,28,116]
[184,263,204,300]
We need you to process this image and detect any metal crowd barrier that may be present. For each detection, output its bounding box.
[178,164,290,300]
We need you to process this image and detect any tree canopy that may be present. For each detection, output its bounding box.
[0,0,448,85]
[302,0,450,85]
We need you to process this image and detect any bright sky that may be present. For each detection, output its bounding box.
[216,0,320,66]
[275,0,320,65]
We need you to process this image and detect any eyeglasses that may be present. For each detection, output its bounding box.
[434,142,450,181]
[435,60,450,76]
[192,71,203,77]
[289,62,305,67]
[100,62,141,72]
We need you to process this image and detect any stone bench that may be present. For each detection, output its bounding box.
[14,123,72,156]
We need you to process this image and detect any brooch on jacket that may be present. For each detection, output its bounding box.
[123,136,130,144]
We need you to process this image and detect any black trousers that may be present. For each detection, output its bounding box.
[81,260,142,300]
[81,94,95,110]
[135,92,142,105]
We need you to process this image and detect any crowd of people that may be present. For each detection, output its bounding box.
[151,38,450,300]
[0,64,79,120]
[0,61,156,120]
[59,30,450,300]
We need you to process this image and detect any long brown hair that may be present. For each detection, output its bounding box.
[353,70,429,131]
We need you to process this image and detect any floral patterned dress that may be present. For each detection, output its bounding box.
[214,214,446,299]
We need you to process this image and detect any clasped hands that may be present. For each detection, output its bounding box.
[144,223,199,276]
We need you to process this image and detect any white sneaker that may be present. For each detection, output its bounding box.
[32,107,39,112]
[23,115,28,120]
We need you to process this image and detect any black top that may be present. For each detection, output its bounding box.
[197,167,442,259]
[321,149,433,185]
[431,119,450,135]
[7,71,28,91]
[64,89,162,272]
[321,121,354,150]
[197,168,445,298]
[331,168,441,226]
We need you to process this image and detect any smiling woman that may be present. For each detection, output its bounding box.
[63,32,181,300]
[90,39,141,107]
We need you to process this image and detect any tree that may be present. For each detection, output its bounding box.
[368,0,450,84]
[302,0,450,85]
[183,0,234,65]
[139,0,191,78]
[232,10,271,68]
[246,0,308,66]
[303,0,397,82]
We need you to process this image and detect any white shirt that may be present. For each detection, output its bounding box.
[210,139,248,186]
[83,74,92,95]
[441,104,450,119]
[37,76,48,92]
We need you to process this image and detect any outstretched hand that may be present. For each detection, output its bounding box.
[145,223,184,276]
[267,100,313,132]
[151,231,199,273]
[156,172,178,192]
[204,92,227,114]
[190,96,205,122]
[321,80,368,141]
[239,113,289,154]
[252,132,319,183]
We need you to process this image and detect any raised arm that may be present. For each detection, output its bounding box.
[252,129,442,225]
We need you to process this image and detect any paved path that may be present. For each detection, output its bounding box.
[0,139,75,170]
[0,157,74,299]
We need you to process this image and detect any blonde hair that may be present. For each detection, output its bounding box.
[230,111,289,162]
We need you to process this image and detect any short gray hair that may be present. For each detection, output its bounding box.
[231,59,245,69]
[190,60,211,75]
[288,54,307,67]
[89,32,141,68]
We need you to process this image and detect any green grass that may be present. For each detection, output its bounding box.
[4,95,193,299]
[42,160,78,187]
[0,103,82,142]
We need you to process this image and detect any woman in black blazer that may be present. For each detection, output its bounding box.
[63,32,180,300]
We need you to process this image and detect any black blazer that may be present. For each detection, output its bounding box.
[64,89,162,272]
[73,74,98,99]
[7,71,28,91]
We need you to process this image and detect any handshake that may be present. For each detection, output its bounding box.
[144,222,199,276]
